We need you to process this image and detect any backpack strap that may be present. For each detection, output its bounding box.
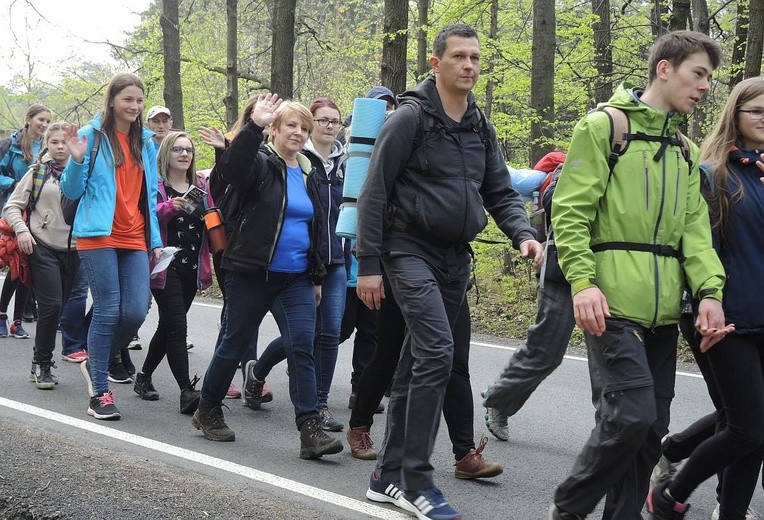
[601,106,629,173]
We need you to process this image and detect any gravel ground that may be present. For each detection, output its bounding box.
[0,418,344,520]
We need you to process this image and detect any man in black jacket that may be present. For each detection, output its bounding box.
[356,23,543,519]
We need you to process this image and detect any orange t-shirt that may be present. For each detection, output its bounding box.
[77,131,147,251]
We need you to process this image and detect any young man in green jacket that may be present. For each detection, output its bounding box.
[548,31,733,520]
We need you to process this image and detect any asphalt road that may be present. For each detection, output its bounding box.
[1,293,761,519]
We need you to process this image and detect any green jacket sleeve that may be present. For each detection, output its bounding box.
[551,112,611,295]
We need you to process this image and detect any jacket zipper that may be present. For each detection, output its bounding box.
[650,114,671,329]
[267,161,288,271]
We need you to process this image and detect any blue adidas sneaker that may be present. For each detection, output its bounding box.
[401,487,461,520]
[366,470,406,510]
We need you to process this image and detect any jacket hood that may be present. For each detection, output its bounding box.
[303,139,345,161]
[599,82,685,133]
[397,75,480,121]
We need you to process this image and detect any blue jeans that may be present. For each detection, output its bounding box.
[60,261,89,355]
[255,264,346,406]
[78,249,151,395]
[201,269,319,427]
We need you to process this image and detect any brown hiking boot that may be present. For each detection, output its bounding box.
[299,416,343,459]
[347,425,377,460]
[454,435,503,479]
[192,403,235,442]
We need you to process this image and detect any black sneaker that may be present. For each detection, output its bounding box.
[108,361,133,384]
[192,403,235,441]
[243,360,264,410]
[318,406,343,432]
[80,360,95,397]
[133,372,160,401]
[30,362,55,390]
[121,348,136,376]
[88,390,121,420]
[127,335,142,350]
[366,470,405,508]
[647,482,690,520]
[299,416,343,459]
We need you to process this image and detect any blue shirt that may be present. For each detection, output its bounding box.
[270,165,312,273]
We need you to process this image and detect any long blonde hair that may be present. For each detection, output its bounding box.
[700,76,764,243]
[157,131,198,187]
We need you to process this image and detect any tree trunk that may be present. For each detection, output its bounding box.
[651,0,670,36]
[271,0,297,98]
[692,0,710,34]
[745,0,764,78]
[224,0,239,131]
[729,0,749,89]
[529,0,555,166]
[485,0,498,119]
[592,0,613,105]
[381,0,408,95]
[416,0,429,79]
[670,0,691,29]
[161,0,184,129]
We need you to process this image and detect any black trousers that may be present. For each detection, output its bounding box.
[349,275,475,460]
[340,286,379,389]
[29,243,79,364]
[0,272,30,322]
[142,267,198,390]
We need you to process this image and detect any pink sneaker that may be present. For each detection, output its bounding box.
[225,382,241,399]
[62,350,89,363]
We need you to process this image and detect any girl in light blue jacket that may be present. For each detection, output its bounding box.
[61,73,163,421]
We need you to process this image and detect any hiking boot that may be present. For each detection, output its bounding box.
[80,360,95,397]
[401,486,461,520]
[192,403,235,442]
[108,361,132,384]
[318,405,343,432]
[30,362,56,390]
[347,425,377,460]
[87,390,121,420]
[481,389,508,441]
[366,470,405,509]
[0,313,8,337]
[10,320,30,339]
[62,350,88,363]
[121,347,136,376]
[225,382,241,399]
[454,435,503,479]
[243,360,265,410]
[179,375,201,415]
[133,372,160,401]
[548,504,585,520]
[299,415,343,459]
[647,482,689,520]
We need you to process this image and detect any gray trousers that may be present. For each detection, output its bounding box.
[554,318,678,520]
[483,275,574,416]
[376,249,469,491]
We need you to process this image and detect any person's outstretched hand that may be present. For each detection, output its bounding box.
[250,93,283,128]
[63,124,87,163]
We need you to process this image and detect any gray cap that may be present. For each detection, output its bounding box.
[366,86,398,108]
[146,106,171,120]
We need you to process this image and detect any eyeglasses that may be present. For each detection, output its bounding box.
[738,109,764,122]
[170,146,195,154]
[314,118,343,128]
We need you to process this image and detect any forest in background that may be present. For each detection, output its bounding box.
[1,0,761,341]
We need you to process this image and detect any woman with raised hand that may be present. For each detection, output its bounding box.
[649,76,764,520]
[0,103,51,340]
[61,72,163,421]
[3,122,78,389]
[192,93,343,460]
[133,131,213,415]
[245,97,347,432]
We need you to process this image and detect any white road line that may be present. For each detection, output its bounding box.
[0,397,407,520]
